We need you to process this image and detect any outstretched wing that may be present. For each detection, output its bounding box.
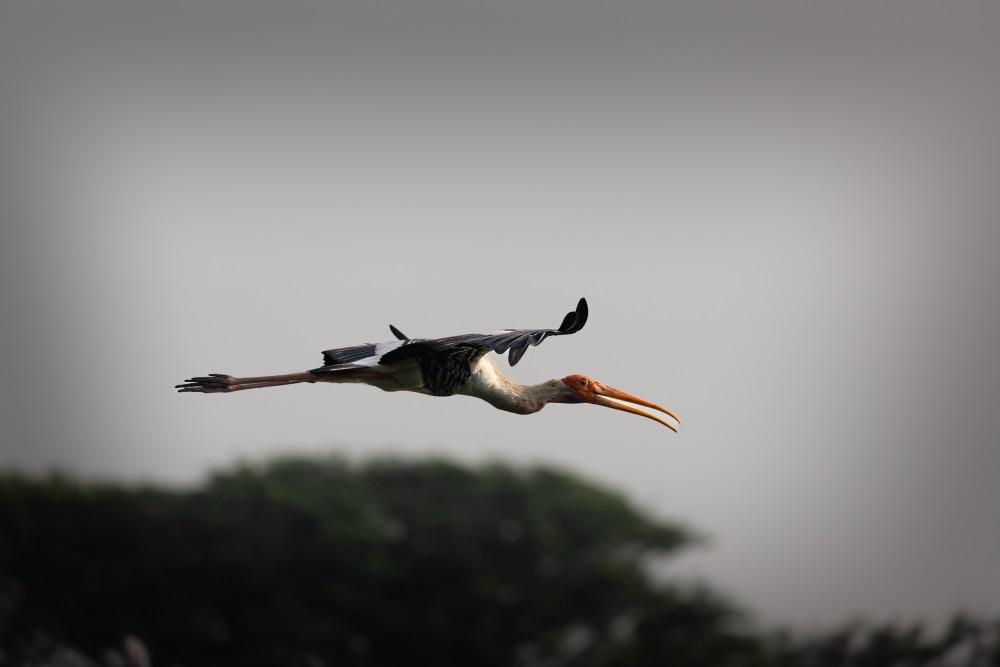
[316,298,589,371]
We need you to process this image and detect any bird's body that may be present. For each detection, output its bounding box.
[177,299,680,431]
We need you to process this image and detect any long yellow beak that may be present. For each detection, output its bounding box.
[592,384,681,432]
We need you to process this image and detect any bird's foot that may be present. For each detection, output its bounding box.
[175,374,235,393]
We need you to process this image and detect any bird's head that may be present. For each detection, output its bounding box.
[558,374,681,432]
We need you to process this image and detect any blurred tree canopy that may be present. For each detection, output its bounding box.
[0,456,996,667]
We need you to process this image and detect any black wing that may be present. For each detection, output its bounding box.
[318,298,588,370]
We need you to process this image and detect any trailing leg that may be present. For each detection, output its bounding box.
[175,372,316,393]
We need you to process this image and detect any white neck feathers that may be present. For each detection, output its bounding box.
[459,356,564,415]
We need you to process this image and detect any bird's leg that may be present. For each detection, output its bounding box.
[176,372,317,393]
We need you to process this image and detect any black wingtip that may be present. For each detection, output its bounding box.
[389,324,409,340]
[558,298,589,334]
[575,298,588,329]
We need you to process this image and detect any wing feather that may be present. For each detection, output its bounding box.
[315,298,588,372]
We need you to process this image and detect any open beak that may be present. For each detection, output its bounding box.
[592,384,681,432]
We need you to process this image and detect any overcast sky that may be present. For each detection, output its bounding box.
[1,0,998,628]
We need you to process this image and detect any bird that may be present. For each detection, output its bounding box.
[176,298,680,431]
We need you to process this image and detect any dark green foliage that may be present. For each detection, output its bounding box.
[1,457,996,667]
[0,457,697,666]
[779,615,1000,667]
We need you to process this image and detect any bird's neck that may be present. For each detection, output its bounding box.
[500,379,567,415]
[461,357,565,415]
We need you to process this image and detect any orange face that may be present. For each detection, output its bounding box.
[561,374,681,432]
[561,374,599,401]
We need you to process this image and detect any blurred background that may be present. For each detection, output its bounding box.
[1,0,999,664]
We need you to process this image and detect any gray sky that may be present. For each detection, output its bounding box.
[2,0,999,628]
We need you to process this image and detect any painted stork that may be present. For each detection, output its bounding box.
[176,298,680,431]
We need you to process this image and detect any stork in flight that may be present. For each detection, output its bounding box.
[176,299,680,431]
